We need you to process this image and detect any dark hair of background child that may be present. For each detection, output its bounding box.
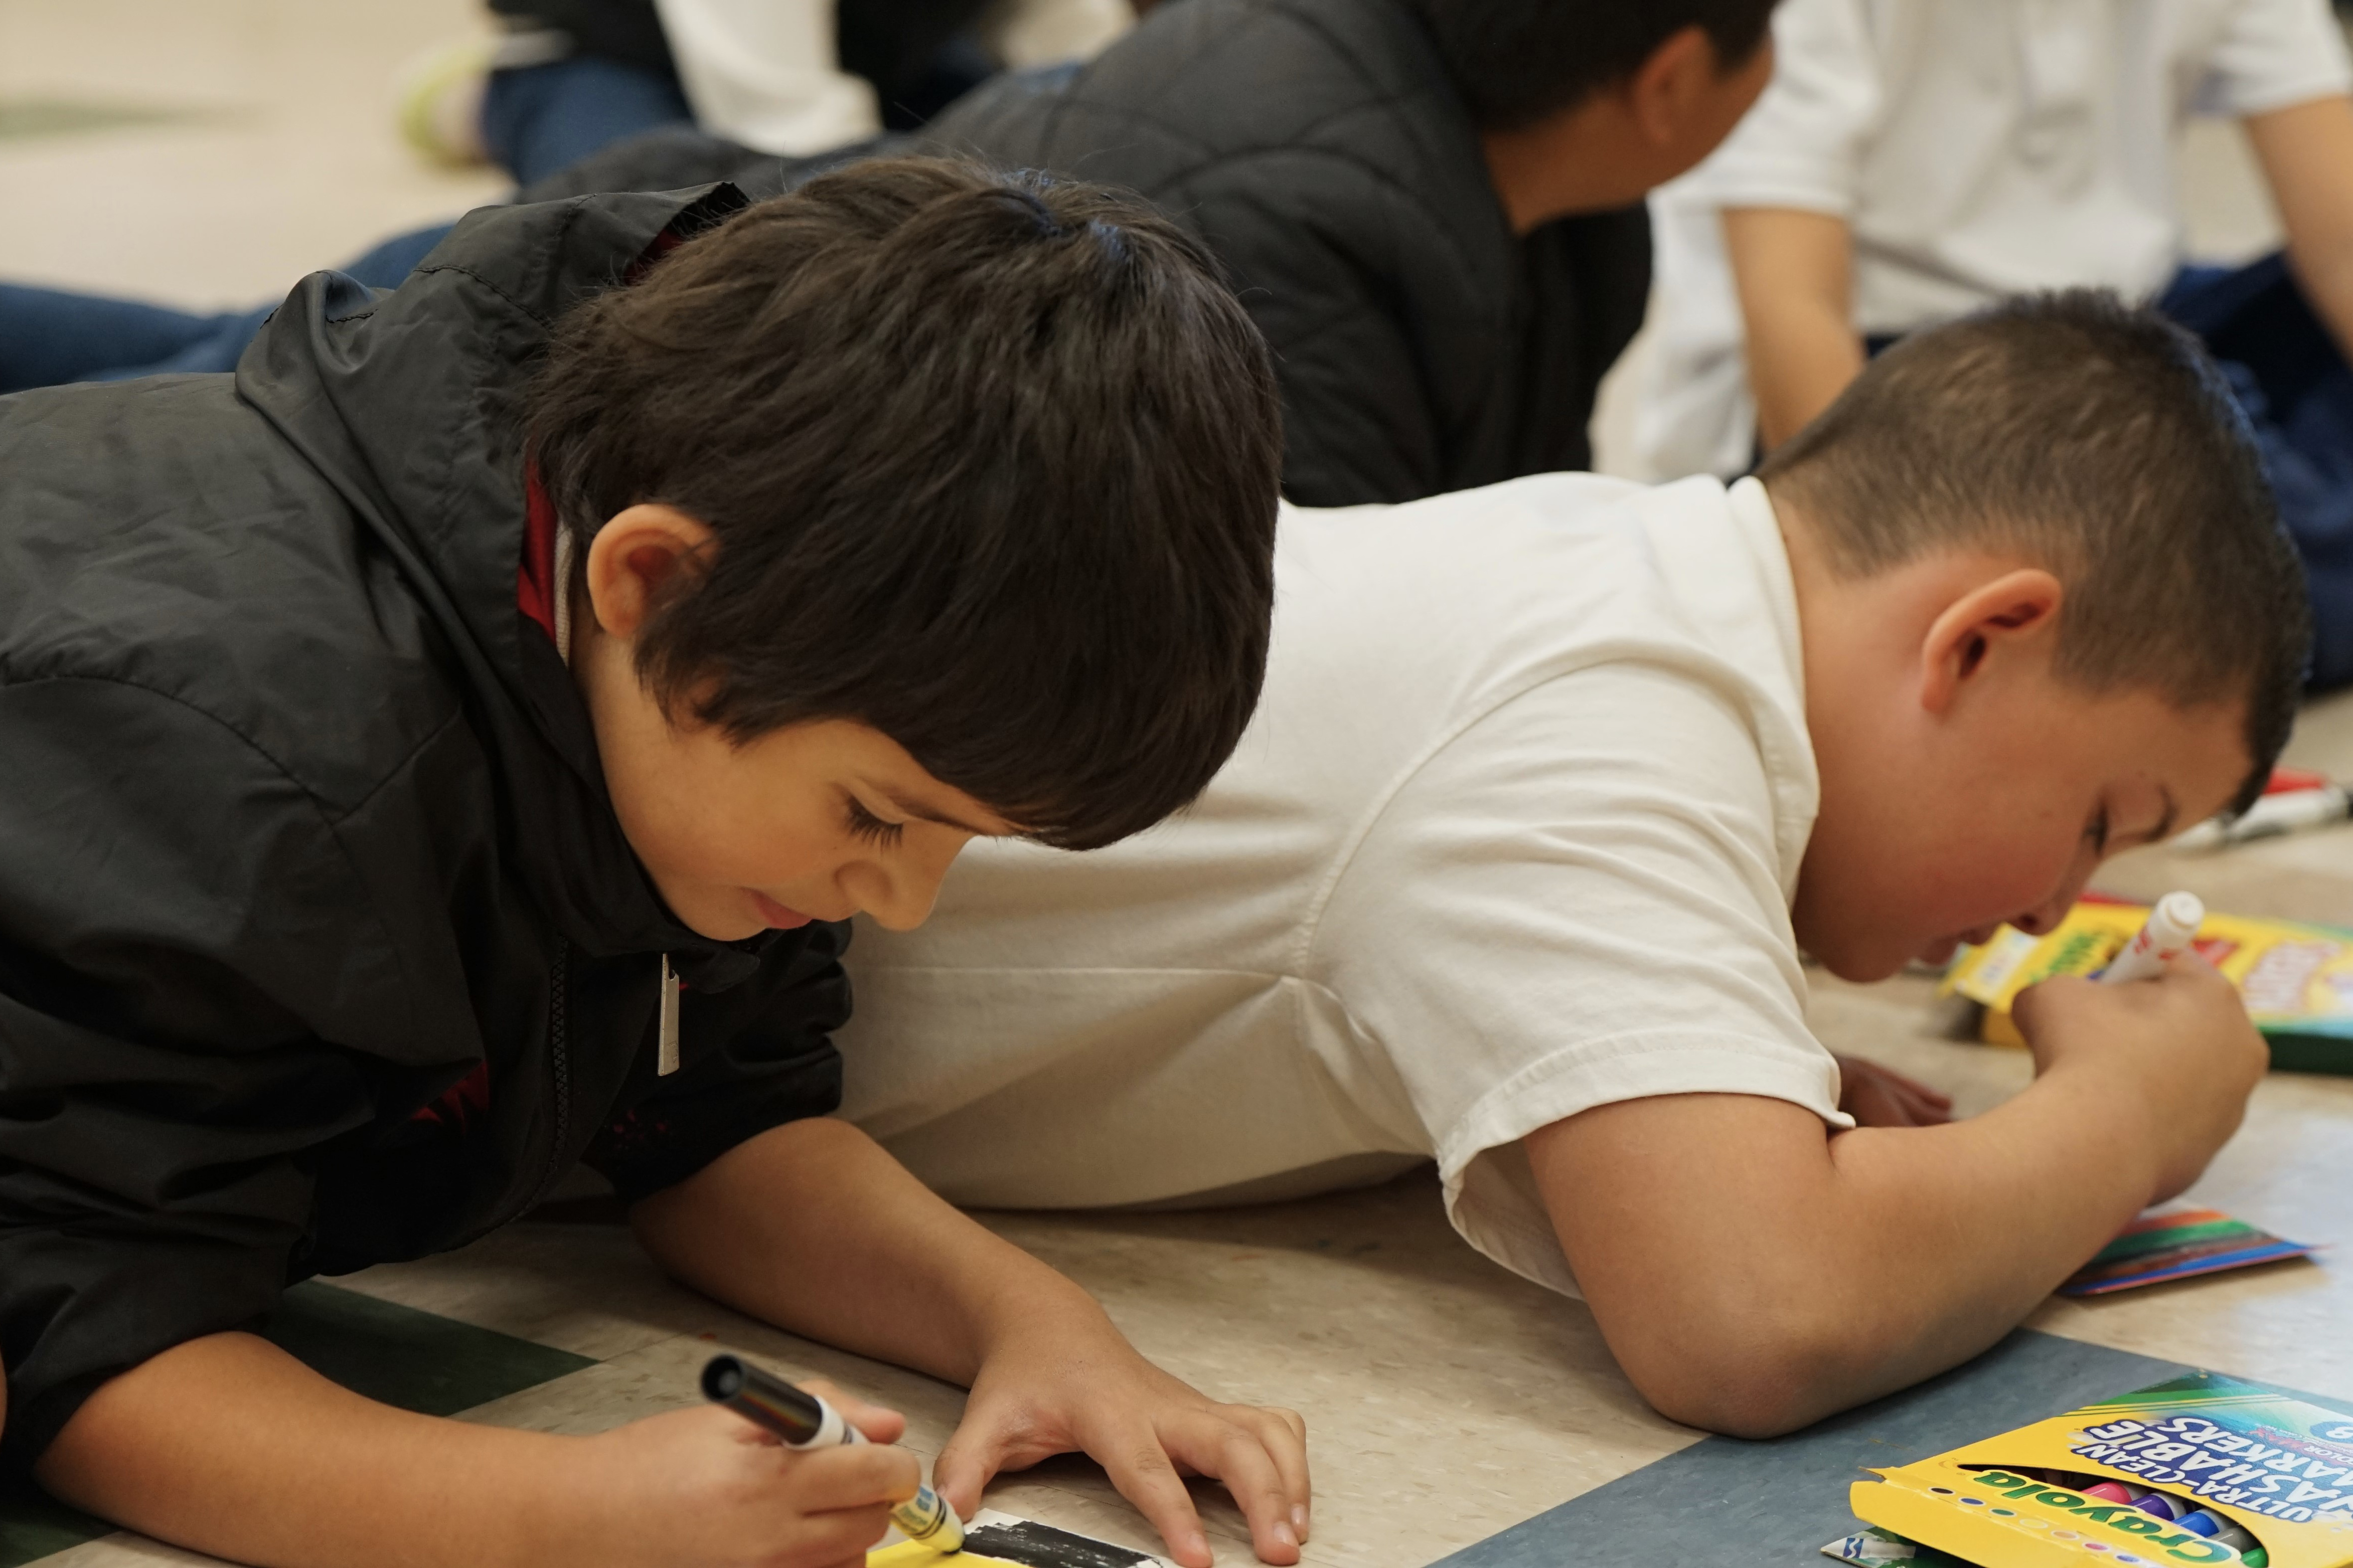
[526,157,1285,851]
[1404,0,1781,130]
[1758,289,2310,817]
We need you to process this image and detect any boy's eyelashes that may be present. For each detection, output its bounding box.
[2084,807,2111,856]
[845,796,907,848]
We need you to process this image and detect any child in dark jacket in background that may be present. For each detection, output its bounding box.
[1,0,1781,507]
[0,159,1306,1568]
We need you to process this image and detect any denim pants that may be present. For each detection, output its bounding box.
[0,54,687,393]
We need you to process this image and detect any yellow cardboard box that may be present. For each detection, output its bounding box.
[1850,1373,2353,1566]
[1941,901,2353,1074]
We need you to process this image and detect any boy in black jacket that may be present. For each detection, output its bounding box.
[0,159,1305,1568]
[0,0,1778,507]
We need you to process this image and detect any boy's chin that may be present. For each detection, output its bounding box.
[1915,934,1964,968]
[1806,936,1923,985]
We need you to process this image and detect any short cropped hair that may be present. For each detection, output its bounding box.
[1758,290,2307,815]
[527,157,1283,850]
[1404,0,1779,130]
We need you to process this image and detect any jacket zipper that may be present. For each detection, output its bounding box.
[531,940,573,1208]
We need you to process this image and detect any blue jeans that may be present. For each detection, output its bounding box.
[481,55,692,188]
[0,54,686,394]
[0,223,454,393]
[2160,255,2353,689]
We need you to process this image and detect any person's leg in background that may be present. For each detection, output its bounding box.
[0,220,458,393]
[479,55,693,186]
[0,288,268,394]
[2162,254,2353,689]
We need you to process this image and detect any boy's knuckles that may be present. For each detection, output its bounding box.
[785,1444,917,1509]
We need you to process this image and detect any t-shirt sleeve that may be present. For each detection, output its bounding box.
[2202,0,2353,118]
[582,925,850,1203]
[1309,661,1848,1296]
[1686,0,1881,218]
[0,679,386,1473]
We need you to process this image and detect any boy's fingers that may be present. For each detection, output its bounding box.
[929,1412,1011,1519]
[1887,1071,1951,1108]
[1094,1424,1213,1568]
[1160,1411,1301,1565]
[1238,1407,1311,1540]
[770,1501,898,1564]
[1890,1079,1951,1124]
[798,1376,907,1445]
[785,1440,923,1513]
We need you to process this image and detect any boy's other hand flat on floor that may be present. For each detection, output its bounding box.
[934,1307,1310,1568]
[2013,954,2267,1204]
[568,1401,918,1568]
[1833,1055,1953,1126]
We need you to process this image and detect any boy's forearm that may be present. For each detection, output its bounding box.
[1721,207,1865,449]
[1528,1065,2158,1437]
[2246,96,2353,366]
[632,1117,1106,1387]
[38,1331,579,1568]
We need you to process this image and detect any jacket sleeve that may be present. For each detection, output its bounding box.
[581,923,851,1203]
[0,678,391,1473]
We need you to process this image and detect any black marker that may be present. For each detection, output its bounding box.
[701,1354,965,1553]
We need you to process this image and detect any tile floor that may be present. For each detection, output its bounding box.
[4,6,2352,1566]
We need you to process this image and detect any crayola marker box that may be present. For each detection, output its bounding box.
[1941,900,2353,1076]
[1844,1372,2353,1567]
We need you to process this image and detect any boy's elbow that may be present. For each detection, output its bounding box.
[1608,1297,1853,1440]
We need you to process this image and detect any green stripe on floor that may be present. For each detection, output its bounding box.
[0,1281,599,1566]
[0,101,202,141]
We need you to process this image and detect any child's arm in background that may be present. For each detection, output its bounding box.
[43,1334,917,1568]
[2246,94,2353,362]
[632,1117,1309,1568]
[1721,206,1866,449]
[1524,955,2264,1438]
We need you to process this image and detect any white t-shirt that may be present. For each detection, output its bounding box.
[836,475,1850,1297]
[1633,0,2353,480]
[651,0,1135,158]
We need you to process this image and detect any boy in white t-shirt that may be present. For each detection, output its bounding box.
[1633,0,2353,683]
[835,292,2296,1440]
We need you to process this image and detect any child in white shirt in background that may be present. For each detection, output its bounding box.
[1633,0,2353,684]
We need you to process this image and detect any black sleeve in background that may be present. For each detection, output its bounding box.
[1162,155,1462,508]
[0,680,386,1474]
[582,923,852,1204]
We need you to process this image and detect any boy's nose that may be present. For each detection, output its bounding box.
[852,856,957,932]
[2012,868,2095,937]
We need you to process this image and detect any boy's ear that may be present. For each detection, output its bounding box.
[1918,567,2064,715]
[583,504,717,640]
[1626,25,1721,147]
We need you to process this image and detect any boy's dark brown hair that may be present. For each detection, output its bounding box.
[1405,0,1779,131]
[527,157,1283,850]
[1758,288,2308,816]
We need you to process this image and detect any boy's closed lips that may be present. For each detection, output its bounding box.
[753,892,817,930]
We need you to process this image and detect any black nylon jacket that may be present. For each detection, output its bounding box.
[0,186,849,1470]
[521,0,1653,507]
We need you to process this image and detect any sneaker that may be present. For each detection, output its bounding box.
[395,36,496,167]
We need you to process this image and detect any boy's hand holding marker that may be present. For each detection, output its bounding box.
[567,1378,924,1568]
[705,1357,963,1552]
[699,1352,1311,1568]
[2014,892,2265,1207]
